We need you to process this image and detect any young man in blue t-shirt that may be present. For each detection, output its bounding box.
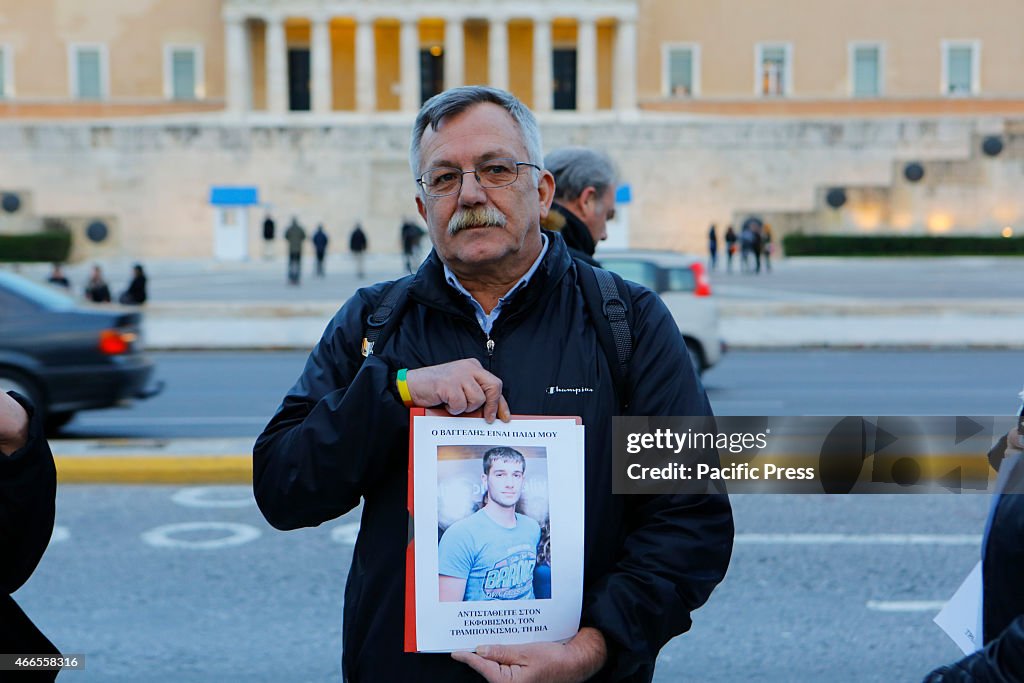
[438,447,541,602]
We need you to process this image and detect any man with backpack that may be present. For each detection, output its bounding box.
[254,86,733,683]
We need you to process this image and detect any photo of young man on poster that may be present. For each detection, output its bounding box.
[437,446,551,602]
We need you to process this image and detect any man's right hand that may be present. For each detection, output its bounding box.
[0,391,30,457]
[406,359,511,424]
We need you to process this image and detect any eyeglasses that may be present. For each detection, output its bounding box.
[417,158,541,197]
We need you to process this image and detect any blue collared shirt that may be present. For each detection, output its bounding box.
[443,233,549,335]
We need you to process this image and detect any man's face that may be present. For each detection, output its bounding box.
[414,102,555,274]
[581,185,617,243]
[483,459,525,509]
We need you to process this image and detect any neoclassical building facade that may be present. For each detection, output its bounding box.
[3,0,1024,260]
[221,0,637,115]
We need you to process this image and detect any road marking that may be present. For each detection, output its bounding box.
[736,533,981,546]
[172,486,254,509]
[331,523,360,545]
[50,526,70,545]
[141,522,261,549]
[75,416,267,426]
[866,600,947,612]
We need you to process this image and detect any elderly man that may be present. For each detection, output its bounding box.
[542,147,619,266]
[254,86,733,683]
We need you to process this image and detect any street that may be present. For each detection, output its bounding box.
[17,349,1015,680]
[19,487,983,682]
[56,349,1024,439]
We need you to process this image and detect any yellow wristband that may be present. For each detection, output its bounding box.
[396,368,414,407]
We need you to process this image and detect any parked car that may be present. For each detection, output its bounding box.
[0,270,162,432]
[596,249,726,374]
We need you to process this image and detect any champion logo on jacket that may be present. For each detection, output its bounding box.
[546,385,595,396]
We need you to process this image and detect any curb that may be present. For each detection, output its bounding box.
[54,456,252,484]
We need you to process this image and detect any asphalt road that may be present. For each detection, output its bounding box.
[56,349,1024,439]
[17,488,984,682]
[19,349,1017,681]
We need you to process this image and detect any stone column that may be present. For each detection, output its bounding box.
[488,18,508,91]
[264,15,287,113]
[576,16,597,112]
[443,17,464,89]
[224,15,252,113]
[532,17,552,112]
[613,16,637,111]
[400,18,420,111]
[355,17,376,113]
[311,16,332,113]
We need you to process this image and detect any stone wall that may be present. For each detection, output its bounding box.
[0,112,1017,260]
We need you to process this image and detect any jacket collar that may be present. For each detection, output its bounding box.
[550,203,597,257]
[409,229,573,319]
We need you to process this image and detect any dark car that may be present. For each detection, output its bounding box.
[0,270,162,432]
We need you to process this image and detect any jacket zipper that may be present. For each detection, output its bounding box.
[484,334,495,372]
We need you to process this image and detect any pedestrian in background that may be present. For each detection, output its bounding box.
[84,265,111,303]
[262,213,276,261]
[312,224,329,278]
[724,225,737,273]
[118,263,147,305]
[400,218,425,274]
[541,146,619,267]
[708,224,718,271]
[763,223,774,272]
[46,263,70,288]
[751,224,763,274]
[739,223,754,273]
[349,223,368,278]
[284,216,306,285]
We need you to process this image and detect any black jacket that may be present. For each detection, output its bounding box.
[253,232,734,682]
[925,444,1024,682]
[546,204,600,267]
[1,392,59,677]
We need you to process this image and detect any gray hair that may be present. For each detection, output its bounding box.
[409,86,544,181]
[544,147,618,201]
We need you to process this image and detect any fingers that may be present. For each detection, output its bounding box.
[405,359,509,423]
[451,651,504,682]
[475,371,505,424]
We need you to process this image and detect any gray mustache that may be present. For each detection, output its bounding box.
[448,207,508,235]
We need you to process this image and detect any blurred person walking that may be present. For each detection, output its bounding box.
[541,146,618,267]
[84,265,111,303]
[46,263,70,289]
[349,223,368,278]
[751,225,763,274]
[400,218,425,274]
[724,225,737,273]
[739,224,754,273]
[312,224,329,278]
[285,216,306,285]
[708,224,718,271]
[262,213,276,261]
[118,263,147,305]
[763,224,774,272]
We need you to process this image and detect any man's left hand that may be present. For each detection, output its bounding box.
[451,626,607,683]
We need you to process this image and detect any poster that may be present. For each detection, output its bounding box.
[405,410,585,653]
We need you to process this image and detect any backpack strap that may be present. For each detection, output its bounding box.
[361,275,415,359]
[574,258,634,410]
